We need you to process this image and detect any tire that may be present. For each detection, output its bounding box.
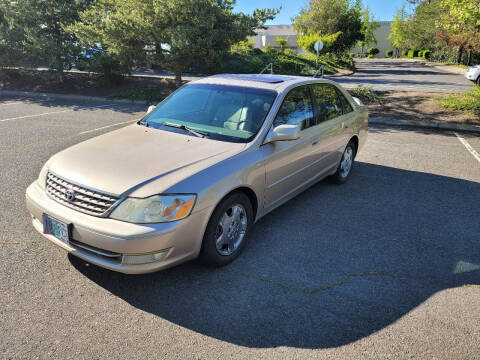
[476,76,480,87]
[328,140,357,184]
[199,192,253,267]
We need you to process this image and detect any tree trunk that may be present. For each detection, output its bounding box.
[456,45,464,64]
[467,49,472,66]
[174,66,182,87]
[57,67,64,83]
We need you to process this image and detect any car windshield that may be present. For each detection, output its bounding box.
[142,83,277,142]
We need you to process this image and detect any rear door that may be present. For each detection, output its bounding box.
[310,83,353,168]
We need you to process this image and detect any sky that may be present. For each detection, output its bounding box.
[234,0,408,24]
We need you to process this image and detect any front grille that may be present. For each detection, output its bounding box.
[69,239,122,262]
[46,172,119,217]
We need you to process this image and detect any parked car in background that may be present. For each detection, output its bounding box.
[25,74,368,274]
[465,65,480,86]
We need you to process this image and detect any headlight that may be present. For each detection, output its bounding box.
[38,162,50,190]
[110,194,196,223]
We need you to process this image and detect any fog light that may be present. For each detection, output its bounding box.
[121,250,169,265]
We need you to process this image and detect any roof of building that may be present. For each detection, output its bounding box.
[255,25,296,36]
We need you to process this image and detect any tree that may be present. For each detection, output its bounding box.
[0,0,93,82]
[297,32,342,54]
[275,37,288,53]
[358,7,380,56]
[408,0,444,50]
[70,0,279,85]
[388,5,414,55]
[293,0,365,52]
[438,0,480,62]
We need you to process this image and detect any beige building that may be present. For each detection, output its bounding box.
[254,22,394,57]
[253,25,304,53]
[352,21,394,57]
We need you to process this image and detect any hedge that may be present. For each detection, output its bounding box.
[386,49,393,58]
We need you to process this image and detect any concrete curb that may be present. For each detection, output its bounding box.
[0,89,148,106]
[370,117,480,134]
[354,58,467,76]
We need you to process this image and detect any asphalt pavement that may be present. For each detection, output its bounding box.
[1,95,479,359]
[332,59,474,93]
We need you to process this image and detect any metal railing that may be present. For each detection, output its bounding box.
[313,65,325,78]
[259,63,273,75]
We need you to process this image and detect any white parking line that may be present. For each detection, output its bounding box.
[0,104,115,122]
[455,132,480,163]
[2,119,138,153]
[0,101,23,106]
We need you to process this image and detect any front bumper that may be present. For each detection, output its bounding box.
[465,71,479,81]
[25,181,211,274]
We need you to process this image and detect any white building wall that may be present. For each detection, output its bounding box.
[254,22,394,57]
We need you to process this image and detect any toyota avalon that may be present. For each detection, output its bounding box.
[25,74,368,274]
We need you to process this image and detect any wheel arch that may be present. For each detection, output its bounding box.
[219,186,259,221]
[349,135,359,157]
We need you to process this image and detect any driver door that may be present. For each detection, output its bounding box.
[263,85,319,211]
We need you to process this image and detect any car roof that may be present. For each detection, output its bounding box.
[192,74,339,93]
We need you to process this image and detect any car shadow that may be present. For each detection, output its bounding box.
[70,161,480,349]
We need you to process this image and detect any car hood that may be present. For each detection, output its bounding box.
[49,124,246,196]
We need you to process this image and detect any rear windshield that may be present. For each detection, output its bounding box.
[143,84,277,142]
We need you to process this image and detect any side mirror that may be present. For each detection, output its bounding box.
[352,97,363,106]
[263,124,301,144]
[147,105,156,114]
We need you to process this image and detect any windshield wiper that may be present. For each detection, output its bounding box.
[138,119,150,127]
[163,122,208,138]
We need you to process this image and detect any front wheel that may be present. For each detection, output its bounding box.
[199,192,253,267]
[329,140,356,184]
[476,76,480,87]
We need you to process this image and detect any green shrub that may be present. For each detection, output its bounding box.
[348,85,383,104]
[348,52,355,58]
[402,49,409,57]
[366,47,380,57]
[439,86,480,116]
[220,47,353,77]
[87,53,129,85]
[423,50,431,60]
[408,50,415,58]
[297,32,342,54]
[386,50,393,58]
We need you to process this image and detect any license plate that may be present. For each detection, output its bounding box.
[43,214,70,244]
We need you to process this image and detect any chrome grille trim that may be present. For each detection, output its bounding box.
[46,172,120,217]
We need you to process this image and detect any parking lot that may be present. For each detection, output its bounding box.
[1,95,479,359]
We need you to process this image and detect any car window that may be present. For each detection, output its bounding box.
[273,86,314,130]
[311,84,345,123]
[144,84,276,143]
[338,90,353,114]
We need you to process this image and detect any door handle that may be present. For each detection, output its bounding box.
[312,140,319,146]
[342,122,349,129]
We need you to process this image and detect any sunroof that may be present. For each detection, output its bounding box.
[211,74,294,83]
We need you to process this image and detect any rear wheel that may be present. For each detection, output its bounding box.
[329,140,356,184]
[199,192,253,267]
[476,76,480,86]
